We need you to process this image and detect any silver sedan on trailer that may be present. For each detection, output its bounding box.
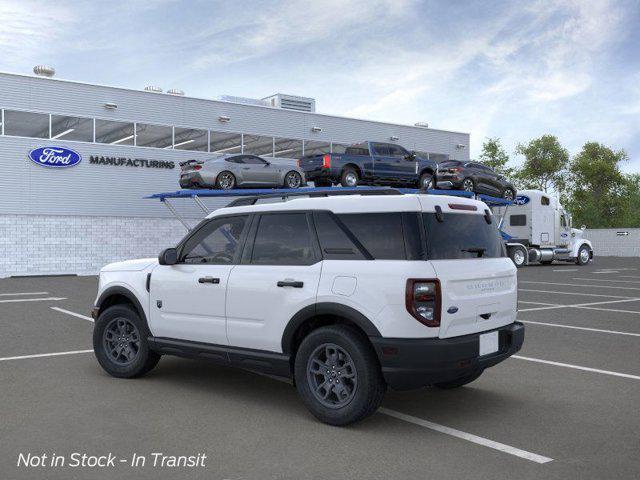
[179,154,307,190]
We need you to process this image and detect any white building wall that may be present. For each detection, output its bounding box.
[584,229,640,257]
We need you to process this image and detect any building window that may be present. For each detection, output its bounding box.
[135,123,173,148]
[273,137,303,158]
[95,119,135,145]
[210,131,242,154]
[243,134,274,156]
[303,140,331,156]
[50,115,93,142]
[3,110,49,138]
[173,127,208,151]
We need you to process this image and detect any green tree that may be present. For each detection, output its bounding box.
[514,135,569,193]
[619,174,640,228]
[566,142,628,228]
[479,137,514,177]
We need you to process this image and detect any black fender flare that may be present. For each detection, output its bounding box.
[281,302,381,354]
[95,286,148,326]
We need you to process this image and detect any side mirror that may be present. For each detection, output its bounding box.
[159,247,178,265]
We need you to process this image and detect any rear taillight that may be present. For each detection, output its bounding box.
[322,154,331,168]
[194,165,202,171]
[406,279,441,327]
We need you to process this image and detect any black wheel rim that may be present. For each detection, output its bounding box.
[103,318,141,366]
[463,179,474,191]
[503,189,514,200]
[286,172,301,188]
[307,343,357,409]
[219,173,234,189]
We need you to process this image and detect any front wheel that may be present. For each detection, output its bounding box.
[502,188,515,201]
[576,245,591,265]
[294,325,386,426]
[508,245,527,268]
[419,172,434,190]
[284,171,302,189]
[93,305,160,378]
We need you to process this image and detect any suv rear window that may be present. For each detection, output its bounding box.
[422,213,505,259]
[337,213,405,260]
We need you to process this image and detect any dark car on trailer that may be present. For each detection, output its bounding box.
[436,160,517,200]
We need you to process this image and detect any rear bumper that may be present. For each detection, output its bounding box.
[370,322,525,390]
[179,172,206,188]
[436,178,464,189]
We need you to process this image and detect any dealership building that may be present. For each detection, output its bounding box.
[0,68,470,277]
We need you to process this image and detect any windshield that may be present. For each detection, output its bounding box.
[423,213,506,260]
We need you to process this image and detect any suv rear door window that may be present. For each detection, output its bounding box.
[251,213,316,265]
[423,213,505,259]
[337,213,406,260]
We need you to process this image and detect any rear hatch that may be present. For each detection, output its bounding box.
[437,160,462,178]
[420,207,517,338]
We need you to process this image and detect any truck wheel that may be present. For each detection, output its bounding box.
[93,305,160,378]
[294,325,386,426]
[434,370,483,389]
[340,168,359,187]
[508,245,527,268]
[419,172,434,190]
[576,245,591,265]
[462,178,475,192]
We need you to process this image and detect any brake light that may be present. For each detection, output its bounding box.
[322,154,331,168]
[406,279,441,327]
[448,203,477,211]
[194,165,202,171]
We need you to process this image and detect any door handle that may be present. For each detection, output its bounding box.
[198,277,220,284]
[277,280,304,288]
[242,167,250,170]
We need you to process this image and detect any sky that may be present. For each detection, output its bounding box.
[1,0,639,171]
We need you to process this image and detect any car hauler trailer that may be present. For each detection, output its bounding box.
[491,189,593,267]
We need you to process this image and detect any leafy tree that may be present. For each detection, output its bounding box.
[619,174,640,228]
[479,137,514,177]
[566,142,628,228]
[514,135,569,193]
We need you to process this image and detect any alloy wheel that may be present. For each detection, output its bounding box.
[503,189,515,201]
[307,343,358,409]
[462,179,474,192]
[218,172,235,189]
[345,172,358,187]
[580,247,590,263]
[422,175,434,189]
[103,318,141,366]
[286,172,301,188]
[513,248,525,266]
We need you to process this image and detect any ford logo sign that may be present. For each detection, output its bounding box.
[28,146,82,168]
[514,195,530,205]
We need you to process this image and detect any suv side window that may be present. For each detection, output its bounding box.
[337,213,406,260]
[181,216,248,264]
[250,213,317,265]
[313,211,366,260]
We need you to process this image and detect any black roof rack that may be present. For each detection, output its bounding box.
[225,187,403,207]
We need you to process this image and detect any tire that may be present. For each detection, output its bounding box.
[434,370,483,389]
[502,188,515,201]
[340,168,359,188]
[93,304,160,379]
[576,245,591,265]
[462,178,475,192]
[284,171,303,189]
[215,171,236,190]
[294,325,386,426]
[508,245,527,268]
[419,172,434,190]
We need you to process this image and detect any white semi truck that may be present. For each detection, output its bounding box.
[492,189,593,267]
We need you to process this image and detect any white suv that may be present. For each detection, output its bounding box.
[92,192,524,425]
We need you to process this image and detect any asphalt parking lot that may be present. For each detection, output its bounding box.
[2,257,640,480]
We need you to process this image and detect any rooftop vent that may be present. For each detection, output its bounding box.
[167,89,185,96]
[414,122,429,128]
[218,95,270,107]
[262,93,316,112]
[144,86,163,93]
[33,65,55,78]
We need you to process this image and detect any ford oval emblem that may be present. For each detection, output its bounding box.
[514,195,530,205]
[28,146,82,168]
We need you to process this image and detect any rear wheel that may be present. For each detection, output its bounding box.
[294,325,386,426]
[340,168,359,188]
[284,171,302,189]
[462,178,475,192]
[434,370,483,389]
[93,305,160,378]
[419,172,434,190]
[576,245,591,265]
[216,171,236,190]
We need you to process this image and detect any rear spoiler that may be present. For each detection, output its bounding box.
[179,159,203,167]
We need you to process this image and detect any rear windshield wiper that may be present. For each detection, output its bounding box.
[461,247,487,257]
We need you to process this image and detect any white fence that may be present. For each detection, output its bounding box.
[584,228,640,257]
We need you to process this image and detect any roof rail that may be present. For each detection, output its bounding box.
[225,186,403,207]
